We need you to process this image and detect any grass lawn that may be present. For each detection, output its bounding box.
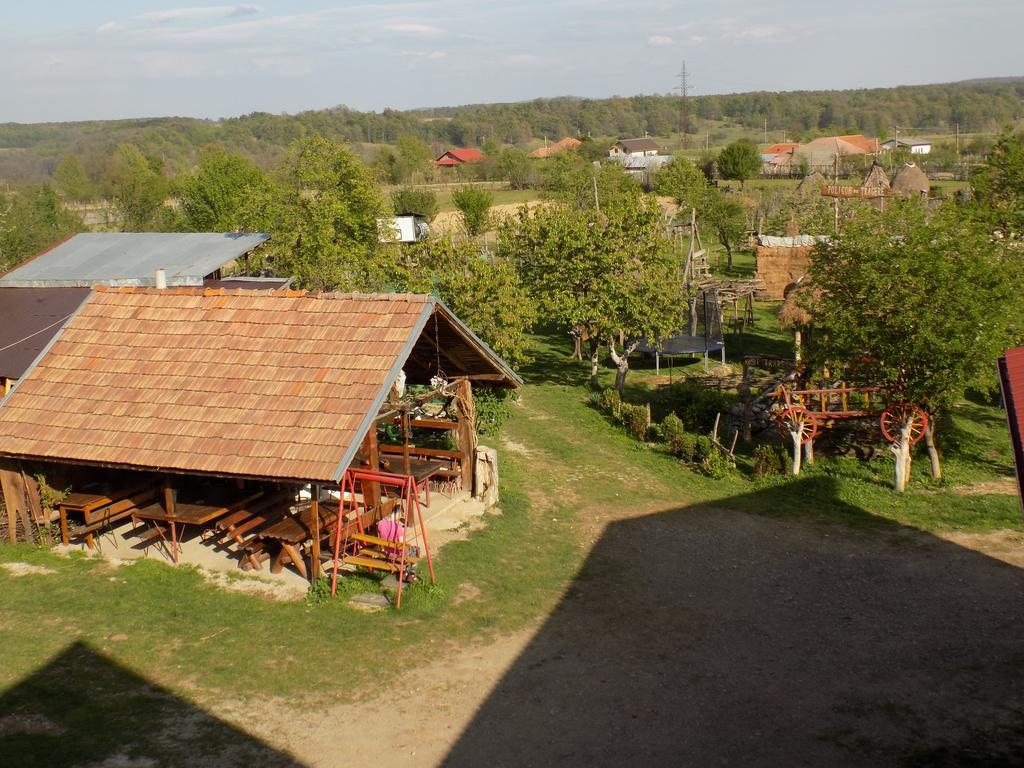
[0,319,1019,763]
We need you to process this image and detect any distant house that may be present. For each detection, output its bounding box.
[529,137,581,158]
[794,136,878,173]
[762,142,801,175]
[880,136,932,155]
[609,138,659,158]
[378,215,431,243]
[605,154,674,188]
[435,148,484,167]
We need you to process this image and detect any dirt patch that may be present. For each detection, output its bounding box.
[452,581,482,606]
[501,439,532,456]
[936,528,1024,568]
[197,568,307,602]
[0,562,56,577]
[949,477,1019,496]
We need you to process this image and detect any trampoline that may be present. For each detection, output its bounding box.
[632,287,725,371]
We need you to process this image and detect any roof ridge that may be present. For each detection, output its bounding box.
[91,286,433,302]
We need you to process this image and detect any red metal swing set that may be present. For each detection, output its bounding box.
[773,383,929,446]
[330,467,436,609]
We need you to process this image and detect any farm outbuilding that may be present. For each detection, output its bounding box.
[435,148,483,167]
[0,287,519,588]
[754,233,828,300]
[609,138,659,157]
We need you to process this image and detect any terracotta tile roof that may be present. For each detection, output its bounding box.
[435,148,483,166]
[0,288,435,483]
[763,142,801,155]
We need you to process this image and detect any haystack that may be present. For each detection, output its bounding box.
[891,163,930,199]
[861,161,890,191]
[796,170,826,196]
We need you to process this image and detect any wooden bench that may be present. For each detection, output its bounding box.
[59,482,153,548]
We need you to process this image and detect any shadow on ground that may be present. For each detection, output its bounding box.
[443,478,1024,767]
[0,642,301,767]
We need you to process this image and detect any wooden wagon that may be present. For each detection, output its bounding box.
[772,383,928,446]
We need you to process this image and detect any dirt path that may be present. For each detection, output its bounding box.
[205,390,1024,766]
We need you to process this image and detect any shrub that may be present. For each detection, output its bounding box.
[474,387,514,437]
[694,435,716,463]
[668,432,696,462]
[621,404,650,441]
[753,443,786,477]
[651,381,735,433]
[597,388,622,421]
[655,412,686,444]
[390,187,439,221]
[701,450,731,479]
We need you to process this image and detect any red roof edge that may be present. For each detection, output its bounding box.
[998,346,1024,516]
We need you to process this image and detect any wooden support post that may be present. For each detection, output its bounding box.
[162,479,178,562]
[455,379,477,492]
[361,428,380,510]
[401,410,412,476]
[310,483,321,582]
[0,459,29,543]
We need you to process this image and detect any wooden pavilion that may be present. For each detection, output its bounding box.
[0,287,520,581]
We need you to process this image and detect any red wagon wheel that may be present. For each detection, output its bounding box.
[879,404,928,445]
[777,407,819,445]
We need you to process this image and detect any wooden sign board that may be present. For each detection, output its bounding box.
[821,184,894,199]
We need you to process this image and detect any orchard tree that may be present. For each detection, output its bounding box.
[805,200,1021,491]
[244,134,397,291]
[178,147,270,231]
[498,148,532,190]
[717,139,762,187]
[451,185,493,237]
[399,236,537,368]
[654,155,709,211]
[970,128,1024,237]
[501,191,681,391]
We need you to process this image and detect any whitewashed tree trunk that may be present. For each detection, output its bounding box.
[890,418,914,492]
[804,439,815,465]
[607,338,640,394]
[924,417,941,480]
[790,429,803,475]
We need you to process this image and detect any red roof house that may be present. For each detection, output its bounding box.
[435,148,483,167]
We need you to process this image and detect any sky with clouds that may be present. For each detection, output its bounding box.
[1,1,1021,123]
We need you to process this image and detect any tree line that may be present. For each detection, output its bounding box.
[1,79,1021,187]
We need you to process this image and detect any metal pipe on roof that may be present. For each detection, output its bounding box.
[155,269,167,290]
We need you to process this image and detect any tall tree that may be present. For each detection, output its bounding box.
[451,186,493,237]
[0,185,85,271]
[110,144,176,231]
[716,139,762,187]
[399,236,537,368]
[53,156,95,202]
[244,134,397,290]
[178,147,271,232]
[805,201,1021,491]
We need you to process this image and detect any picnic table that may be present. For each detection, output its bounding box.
[133,491,262,563]
[257,501,339,578]
[378,456,447,506]
[59,482,155,548]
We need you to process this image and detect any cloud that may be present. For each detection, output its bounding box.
[383,22,445,38]
[721,24,790,43]
[96,21,124,34]
[137,5,262,25]
[647,35,674,47]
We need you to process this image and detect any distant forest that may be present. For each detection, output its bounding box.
[1,78,1021,186]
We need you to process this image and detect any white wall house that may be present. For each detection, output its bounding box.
[609,137,660,157]
[880,137,932,155]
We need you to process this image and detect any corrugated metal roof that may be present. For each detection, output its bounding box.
[0,232,270,288]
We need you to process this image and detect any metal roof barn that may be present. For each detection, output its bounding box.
[0,232,270,288]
